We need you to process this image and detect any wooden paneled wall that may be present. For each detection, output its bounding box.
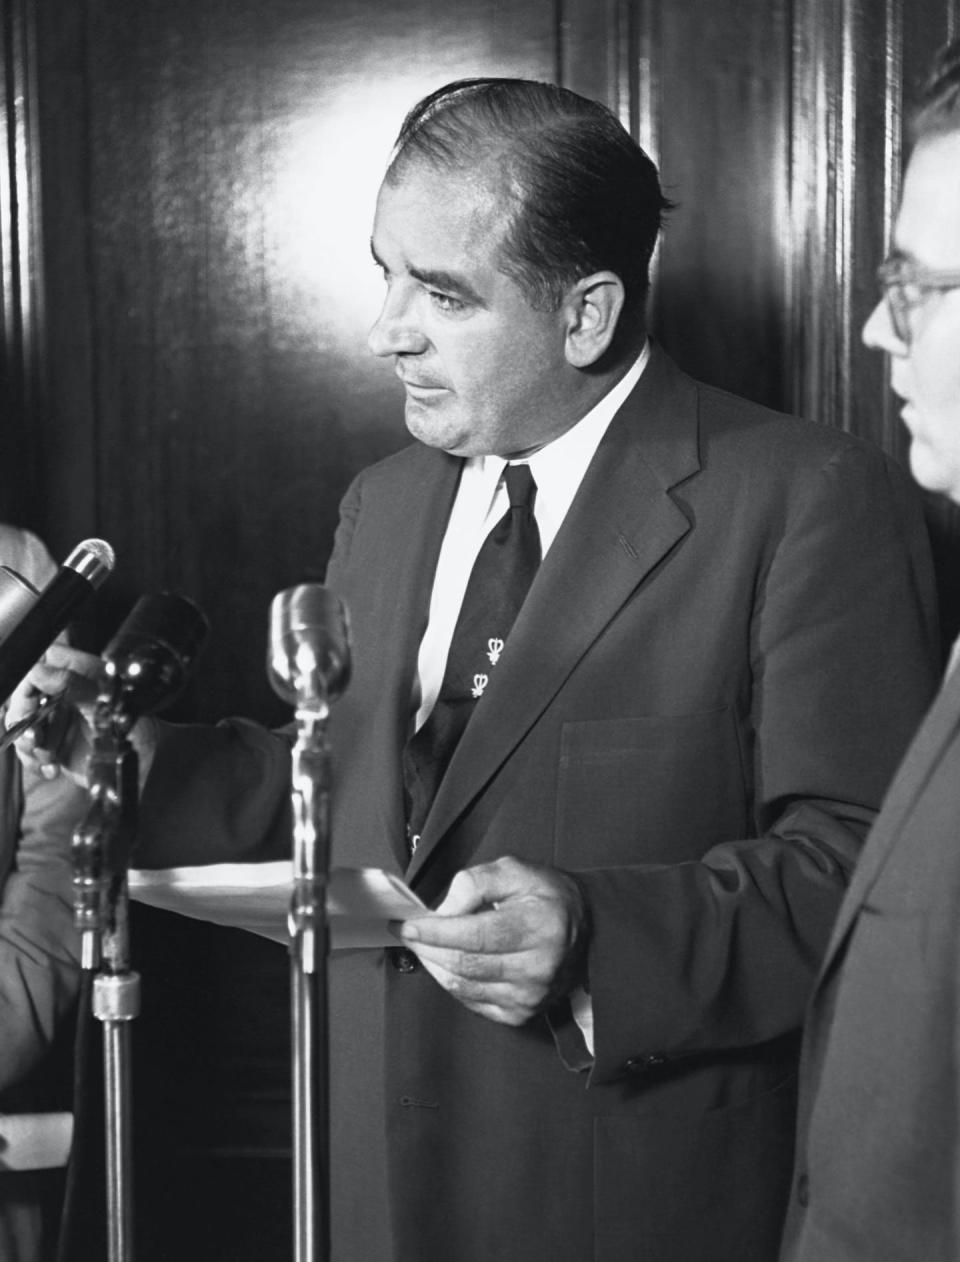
[5,0,958,700]
[0,0,45,512]
[785,0,960,638]
[1,1,958,1257]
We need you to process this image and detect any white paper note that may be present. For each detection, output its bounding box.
[128,861,430,949]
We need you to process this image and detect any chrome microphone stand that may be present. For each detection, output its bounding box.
[72,704,140,1262]
[267,586,350,1262]
[71,593,210,1262]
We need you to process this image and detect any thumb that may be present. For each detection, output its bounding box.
[434,857,528,916]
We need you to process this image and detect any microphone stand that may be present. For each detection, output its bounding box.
[289,695,332,1262]
[70,592,210,1262]
[268,584,350,1262]
[72,701,141,1262]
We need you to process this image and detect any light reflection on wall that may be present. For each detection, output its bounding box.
[261,80,431,353]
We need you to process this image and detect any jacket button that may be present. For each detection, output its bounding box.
[389,947,420,973]
[796,1171,810,1208]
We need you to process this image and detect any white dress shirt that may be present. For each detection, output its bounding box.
[414,341,650,729]
[412,342,651,1054]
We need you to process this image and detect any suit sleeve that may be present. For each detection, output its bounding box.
[0,527,88,1093]
[0,759,87,1092]
[131,473,367,869]
[572,443,940,1085]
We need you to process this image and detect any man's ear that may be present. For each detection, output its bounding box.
[562,272,626,367]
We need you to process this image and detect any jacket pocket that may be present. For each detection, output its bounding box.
[555,709,748,867]
[593,1072,796,1262]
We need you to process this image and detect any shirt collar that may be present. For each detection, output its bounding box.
[467,340,650,546]
[526,338,649,486]
[476,339,649,480]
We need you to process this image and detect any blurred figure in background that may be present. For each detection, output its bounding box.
[780,38,960,1262]
[0,525,86,1262]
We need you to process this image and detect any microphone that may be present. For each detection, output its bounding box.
[73,594,208,969]
[267,584,351,708]
[0,539,115,706]
[99,592,210,724]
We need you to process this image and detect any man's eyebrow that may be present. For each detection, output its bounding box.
[409,265,486,307]
[368,243,486,307]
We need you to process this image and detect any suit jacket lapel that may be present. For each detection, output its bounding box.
[406,347,701,886]
[819,660,960,977]
[347,446,461,870]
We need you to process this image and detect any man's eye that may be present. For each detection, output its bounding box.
[430,291,466,313]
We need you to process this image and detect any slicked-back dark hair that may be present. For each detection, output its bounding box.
[912,37,960,141]
[386,77,672,327]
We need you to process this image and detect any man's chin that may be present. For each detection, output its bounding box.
[908,438,960,503]
[405,403,470,455]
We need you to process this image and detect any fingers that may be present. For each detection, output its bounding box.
[7,668,61,730]
[6,672,66,777]
[40,642,103,681]
[6,649,101,786]
[37,648,102,725]
[403,905,515,953]
[409,910,565,1001]
[6,646,101,728]
[399,857,590,1027]
[412,938,559,1004]
[431,868,489,917]
[433,855,536,916]
[14,705,88,783]
[415,954,543,1027]
[403,892,557,955]
[405,856,576,953]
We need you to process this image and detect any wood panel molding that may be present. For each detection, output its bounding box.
[0,0,44,520]
[789,0,866,435]
[632,0,661,167]
[558,0,660,158]
[560,0,665,328]
[789,0,957,453]
[878,0,905,454]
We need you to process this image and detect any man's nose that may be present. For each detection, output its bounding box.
[862,297,907,356]
[368,286,428,357]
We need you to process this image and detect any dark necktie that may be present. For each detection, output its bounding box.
[403,463,541,851]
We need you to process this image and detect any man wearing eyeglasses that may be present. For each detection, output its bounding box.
[868,212,960,497]
[780,38,960,1262]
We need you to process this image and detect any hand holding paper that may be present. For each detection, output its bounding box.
[399,855,589,1026]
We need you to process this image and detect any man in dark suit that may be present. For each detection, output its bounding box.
[779,40,960,1262]
[0,525,86,1262]
[13,80,939,1260]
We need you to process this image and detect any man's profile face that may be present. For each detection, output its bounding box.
[367,162,574,458]
[863,130,960,503]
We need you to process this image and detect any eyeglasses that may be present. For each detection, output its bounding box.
[877,255,960,346]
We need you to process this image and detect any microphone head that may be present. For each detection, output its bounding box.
[63,539,115,589]
[100,593,210,719]
[268,585,351,707]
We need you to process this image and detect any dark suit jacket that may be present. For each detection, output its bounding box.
[0,526,87,1262]
[137,346,939,1261]
[780,654,960,1261]
[0,526,85,1093]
